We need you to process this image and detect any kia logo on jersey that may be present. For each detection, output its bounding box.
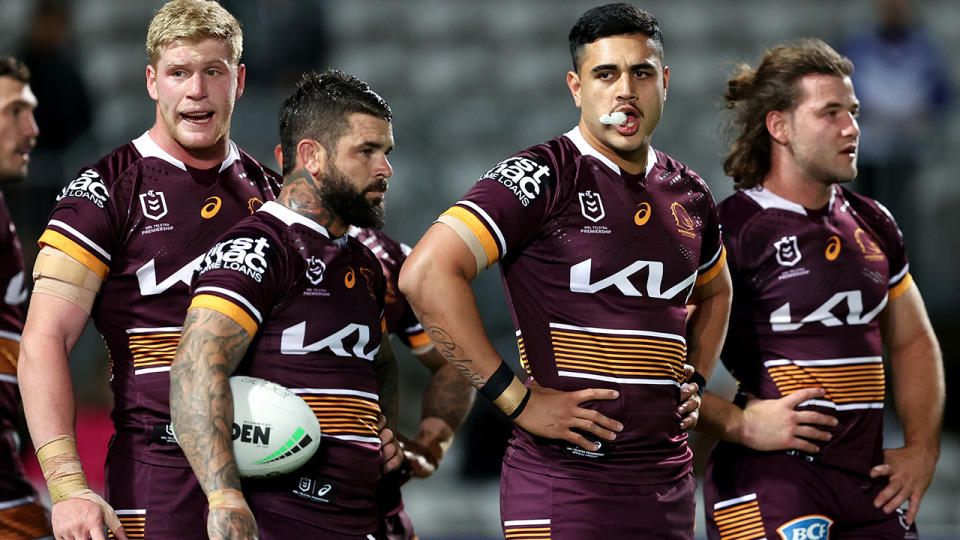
[140,190,168,221]
[579,191,605,222]
[774,235,802,266]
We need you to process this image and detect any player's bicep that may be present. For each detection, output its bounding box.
[31,246,104,315]
[407,222,482,283]
[20,290,91,357]
[689,259,732,306]
[879,283,934,352]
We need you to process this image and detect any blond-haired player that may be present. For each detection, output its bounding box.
[18,2,280,538]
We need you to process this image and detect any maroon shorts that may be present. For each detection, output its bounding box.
[500,463,696,539]
[0,498,52,539]
[104,450,207,539]
[247,504,384,540]
[376,470,417,540]
[703,444,919,540]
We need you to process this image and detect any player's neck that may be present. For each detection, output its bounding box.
[147,124,230,170]
[578,122,650,175]
[277,168,347,237]
[762,170,834,211]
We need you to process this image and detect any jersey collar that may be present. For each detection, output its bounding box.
[743,185,839,216]
[133,131,241,173]
[563,126,657,179]
[258,201,330,238]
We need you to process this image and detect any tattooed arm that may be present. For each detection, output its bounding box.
[170,307,257,540]
[398,223,621,452]
[401,346,476,478]
[373,336,403,473]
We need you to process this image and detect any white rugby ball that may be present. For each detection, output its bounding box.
[230,376,321,479]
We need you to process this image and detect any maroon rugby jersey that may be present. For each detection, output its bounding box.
[190,202,387,534]
[349,226,431,352]
[39,132,281,466]
[0,189,38,504]
[439,126,726,485]
[718,185,911,475]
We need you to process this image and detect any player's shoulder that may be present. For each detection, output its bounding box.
[717,189,766,232]
[350,226,406,261]
[235,146,283,187]
[838,186,899,231]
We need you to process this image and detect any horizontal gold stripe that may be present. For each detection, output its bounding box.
[889,272,913,300]
[440,207,499,266]
[408,332,431,348]
[189,296,258,338]
[551,330,685,348]
[556,357,679,375]
[39,230,110,280]
[714,501,760,517]
[696,246,727,287]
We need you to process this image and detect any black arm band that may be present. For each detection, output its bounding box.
[507,387,531,419]
[479,361,516,401]
[689,370,707,396]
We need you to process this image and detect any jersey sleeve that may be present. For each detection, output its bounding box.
[38,166,125,279]
[387,242,432,353]
[436,147,560,271]
[693,180,726,287]
[843,189,912,300]
[188,227,287,338]
[872,201,911,299]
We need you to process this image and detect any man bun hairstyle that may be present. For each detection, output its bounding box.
[278,69,392,176]
[723,38,853,190]
[568,3,663,71]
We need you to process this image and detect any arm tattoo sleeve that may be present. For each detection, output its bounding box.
[170,308,252,494]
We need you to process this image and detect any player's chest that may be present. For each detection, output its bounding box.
[750,214,891,324]
[269,247,384,361]
[117,182,269,292]
[534,176,709,292]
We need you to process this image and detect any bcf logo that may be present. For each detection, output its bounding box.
[777,515,832,540]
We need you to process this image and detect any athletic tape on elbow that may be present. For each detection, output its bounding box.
[32,247,102,313]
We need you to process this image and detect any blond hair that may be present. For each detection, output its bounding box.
[146,0,243,66]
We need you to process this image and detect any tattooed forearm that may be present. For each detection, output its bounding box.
[373,336,399,432]
[425,325,486,387]
[419,348,475,432]
[277,169,338,229]
[170,307,252,494]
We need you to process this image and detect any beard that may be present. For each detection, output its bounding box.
[320,162,385,229]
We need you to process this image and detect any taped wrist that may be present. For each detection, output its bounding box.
[36,435,89,503]
[689,370,707,396]
[208,488,251,512]
[479,362,531,419]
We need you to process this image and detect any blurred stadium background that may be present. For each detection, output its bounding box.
[2,0,958,538]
